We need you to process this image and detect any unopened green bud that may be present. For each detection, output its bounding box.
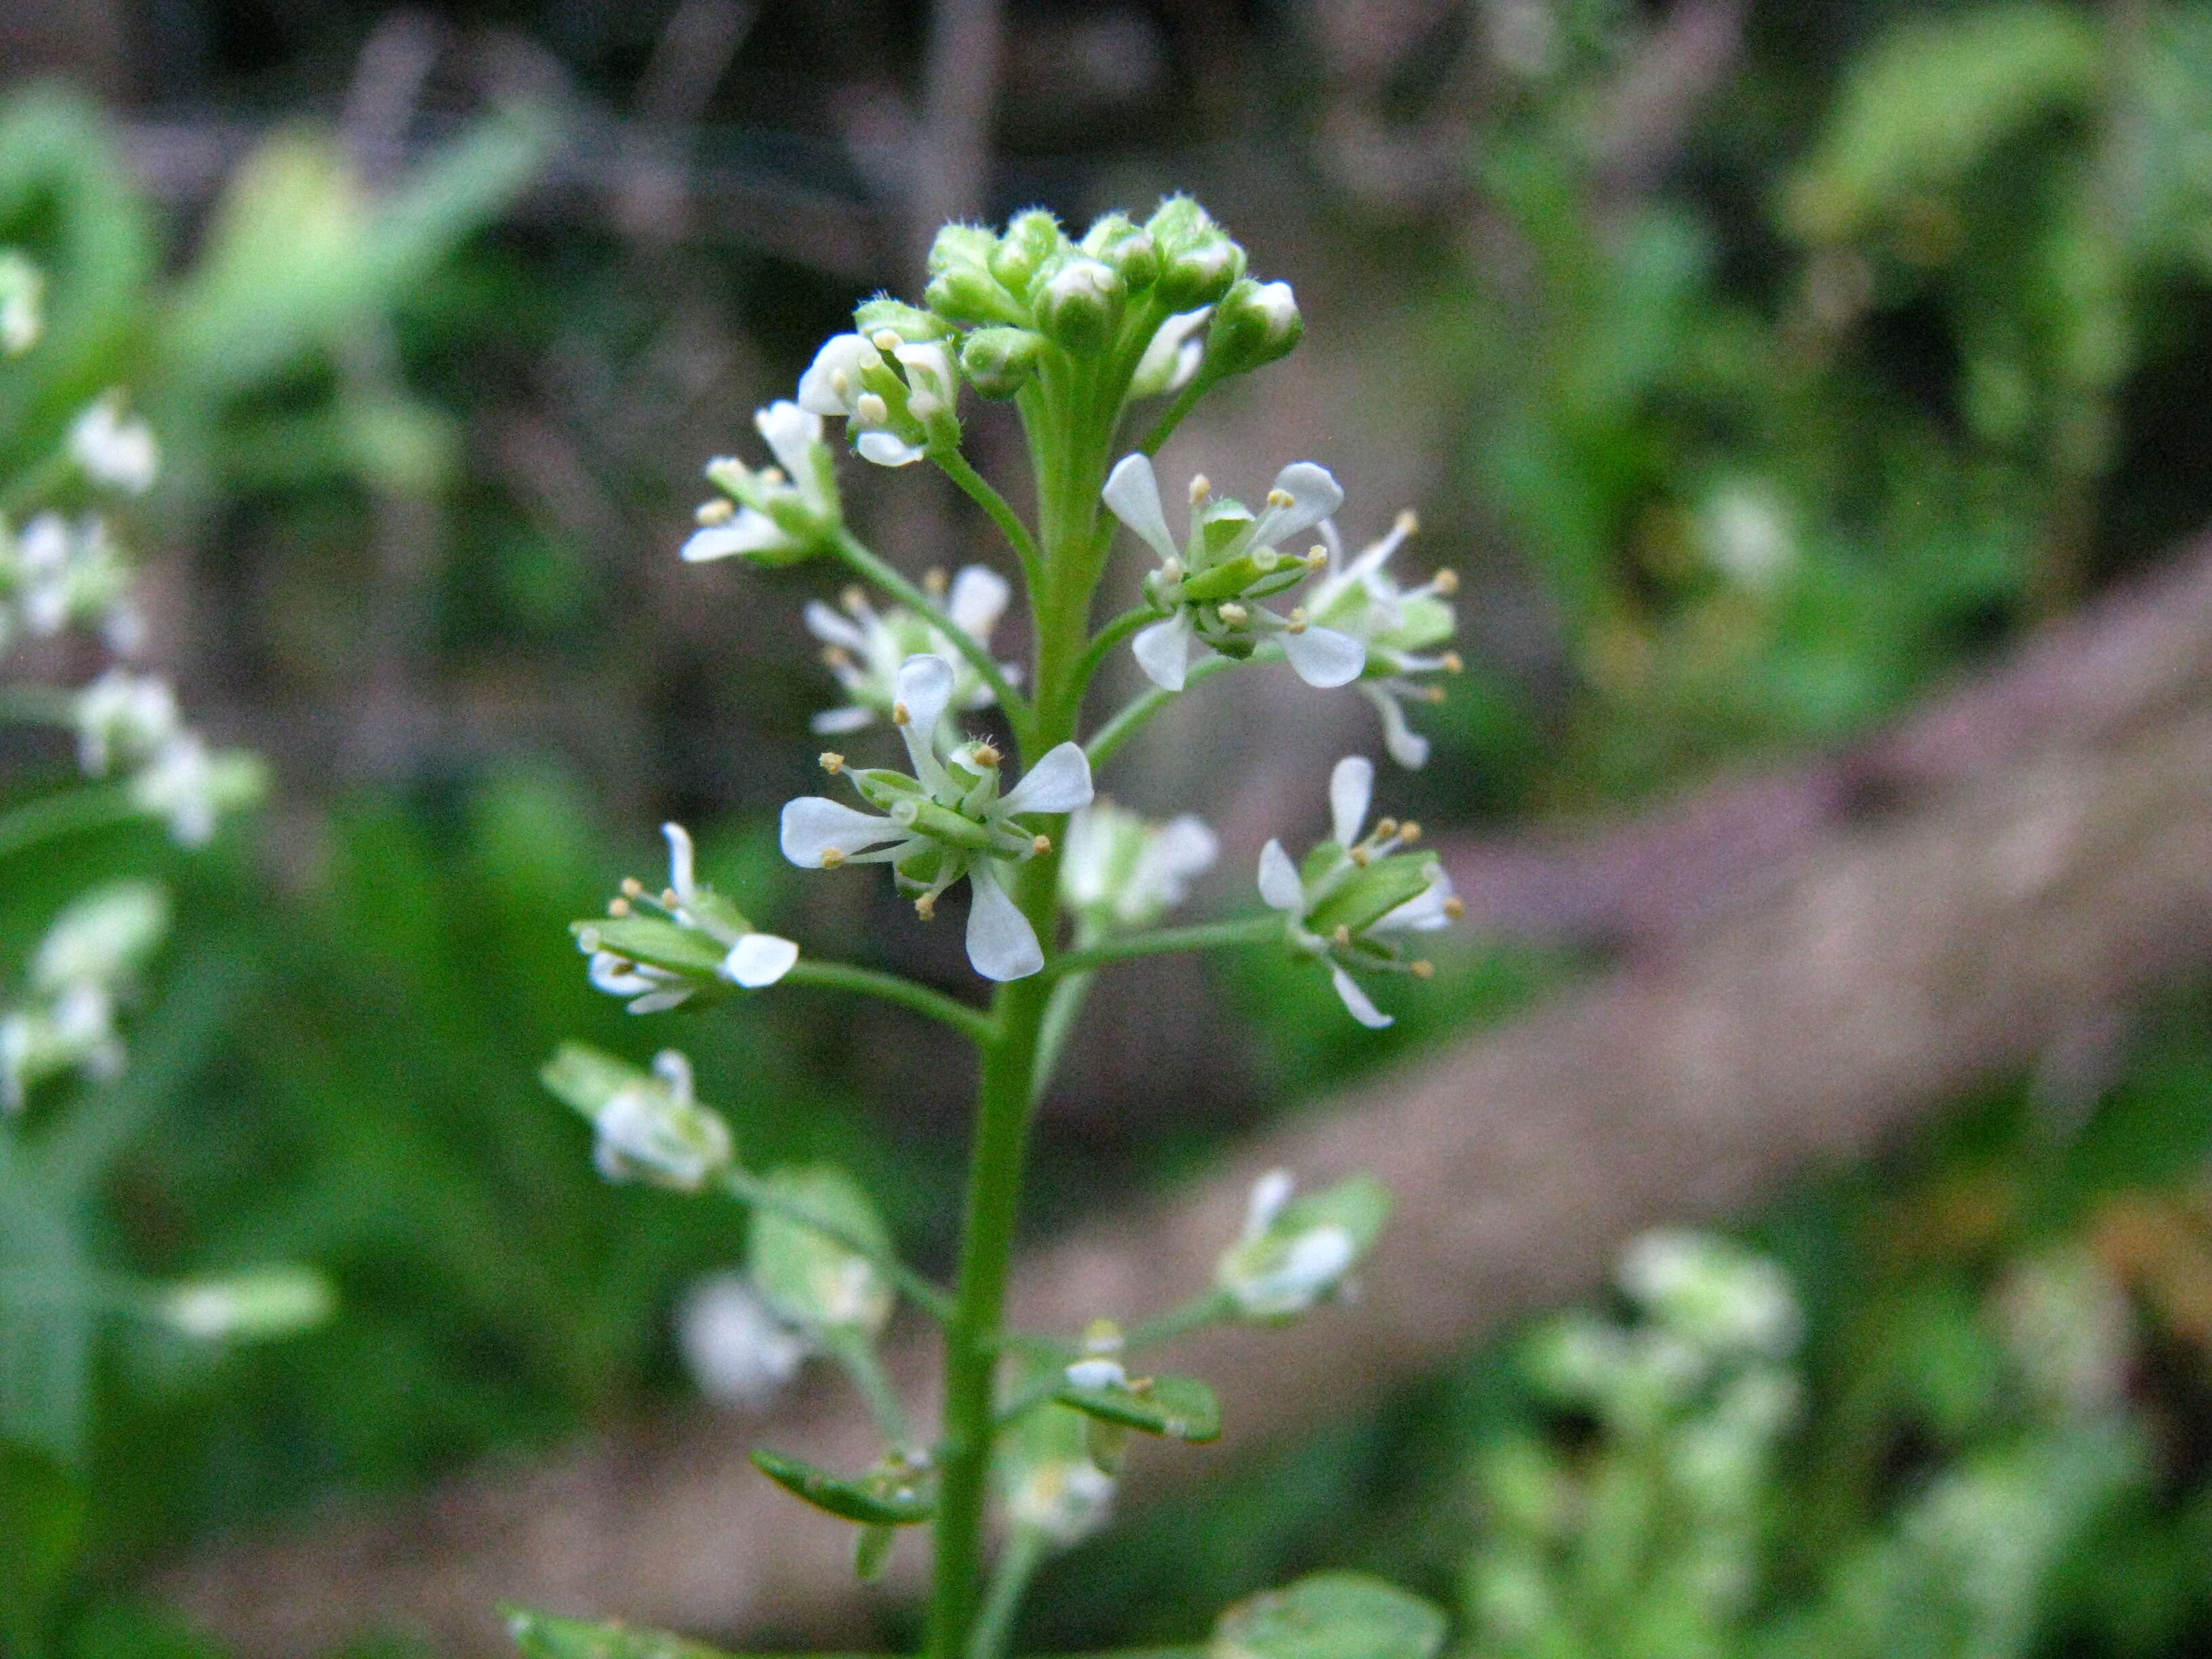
[1035,256,1125,353]
[1082,213,1160,291]
[851,297,947,344]
[926,223,1025,326]
[1205,278,1302,375]
[960,326,1046,398]
[1147,196,1248,310]
[162,1268,334,1342]
[926,222,998,279]
[990,209,1067,296]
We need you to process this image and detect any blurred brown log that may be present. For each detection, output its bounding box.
[157,536,2212,1654]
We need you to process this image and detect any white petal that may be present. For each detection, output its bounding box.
[797,333,879,415]
[627,987,695,1015]
[754,400,825,476]
[1252,462,1344,548]
[945,565,1010,644]
[894,340,958,404]
[895,653,956,733]
[809,705,876,735]
[856,430,926,467]
[1328,756,1374,848]
[1101,453,1180,565]
[802,599,871,653]
[1130,306,1212,398]
[1245,1168,1296,1237]
[724,933,800,987]
[997,742,1094,817]
[965,863,1043,981]
[1374,867,1456,933]
[1330,965,1393,1029]
[590,952,659,996]
[663,822,697,900]
[1364,682,1431,769]
[1129,815,1218,913]
[1131,613,1193,691]
[1257,839,1305,913]
[1282,623,1365,689]
[682,511,792,562]
[779,796,901,865]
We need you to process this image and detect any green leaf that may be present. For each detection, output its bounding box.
[750,1448,934,1525]
[1056,1370,1222,1443]
[503,1605,744,1659]
[1210,1572,1448,1659]
[0,1440,85,1655]
[569,916,727,978]
[748,1166,894,1336]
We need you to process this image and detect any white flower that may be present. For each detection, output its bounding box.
[1101,453,1364,691]
[1128,306,1212,398]
[780,654,1092,981]
[1304,510,1462,768]
[10,513,131,642]
[678,1273,812,1408]
[803,567,1017,735]
[74,668,179,775]
[682,401,840,565]
[797,331,958,467]
[1059,802,1218,928]
[592,1049,735,1189]
[0,251,43,356]
[1004,1443,1117,1546]
[68,392,159,495]
[1698,480,1797,590]
[578,823,800,1012]
[1214,1170,1359,1317]
[1257,756,1458,1028]
[0,882,167,1113]
[127,732,262,846]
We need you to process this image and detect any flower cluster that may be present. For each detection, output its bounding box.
[0,882,169,1113]
[1258,756,1460,1028]
[780,654,1092,981]
[802,567,1017,737]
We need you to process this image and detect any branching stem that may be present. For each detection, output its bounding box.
[1044,916,1279,979]
[781,959,997,1046]
[830,527,1033,741]
[718,1168,956,1323]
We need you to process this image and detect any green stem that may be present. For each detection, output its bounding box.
[1044,916,1278,980]
[1072,604,1162,697]
[935,446,1045,601]
[1124,1288,1240,1351]
[968,1525,1047,1659]
[830,527,1033,741]
[1137,367,1221,457]
[1082,653,1244,769]
[825,1327,914,1448]
[781,959,997,1046]
[1030,970,1093,1106]
[718,1168,956,1323]
[987,1291,1241,1429]
[0,781,141,861]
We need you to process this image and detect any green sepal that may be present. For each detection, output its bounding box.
[1210,1572,1447,1659]
[748,1165,895,1336]
[1271,1174,1392,1259]
[854,1523,896,1580]
[1385,593,1455,653]
[539,1042,649,1118]
[502,1604,742,1659]
[1054,1370,1222,1443]
[895,798,1000,853]
[1181,550,1287,604]
[960,326,1046,398]
[569,916,727,978]
[851,296,947,342]
[853,768,922,811]
[989,209,1067,296]
[750,1449,935,1525]
[1305,856,1440,940]
[1083,1414,1131,1475]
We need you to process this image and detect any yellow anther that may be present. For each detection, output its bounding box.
[1349,845,1370,866]
[1082,1317,1126,1353]
[855,392,889,425]
[914,893,937,920]
[892,702,912,726]
[1286,607,1310,634]
[1188,474,1210,505]
[1410,959,1435,979]
[1032,834,1052,855]
[1307,546,1328,568]
[819,751,846,774]
[1419,685,1448,703]
[1332,924,1353,948]
[821,646,853,668]
[1395,508,1420,536]
[758,467,785,487]
[607,896,632,918]
[972,743,1002,768]
[1432,569,1460,595]
[1267,488,1295,510]
[1399,821,1422,844]
[1443,896,1466,920]
[821,848,847,869]
[1442,651,1465,673]
[620,876,647,898]
[1217,602,1250,626]
[660,888,680,908]
[830,369,852,398]
[1374,817,1398,838]
[923,567,949,597]
[842,585,866,613]
[695,498,734,525]
[871,329,903,352]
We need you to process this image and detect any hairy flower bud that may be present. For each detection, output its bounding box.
[852,297,949,344]
[1081,212,1160,291]
[960,327,1047,399]
[989,209,1067,296]
[1034,256,1125,354]
[926,224,1025,327]
[1148,197,1247,310]
[1206,278,1303,377]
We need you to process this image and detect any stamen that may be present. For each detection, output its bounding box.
[842,585,866,613]
[821,646,853,668]
[1266,488,1295,510]
[607,897,632,918]
[1443,897,1466,919]
[1349,845,1370,866]
[660,888,680,909]
[1307,546,1328,569]
[1217,602,1250,626]
[1286,607,1310,634]
[923,567,949,597]
[1374,818,1398,838]
[972,742,1001,768]
[914,893,937,920]
[621,877,647,899]
[855,392,890,425]
[1395,508,1420,536]
[1399,821,1422,844]
[821,848,847,869]
[1332,924,1353,948]
[830,369,851,398]
[695,499,734,526]
[819,752,846,774]
[871,329,903,352]
[1188,474,1210,505]
[758,467,785,487]
[892,702,912,726]
[1432,569,1459,595]
[1418,686,1448,703]
[1031,834,1052,855]
[1410,960,1435,979]
[1442,651,1465,673]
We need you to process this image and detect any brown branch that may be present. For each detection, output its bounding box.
[157,535,2212,1654]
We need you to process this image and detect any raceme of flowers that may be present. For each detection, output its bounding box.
[780,653,1094,983]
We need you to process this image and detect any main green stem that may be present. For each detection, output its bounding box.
[928,365,1112,1659]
